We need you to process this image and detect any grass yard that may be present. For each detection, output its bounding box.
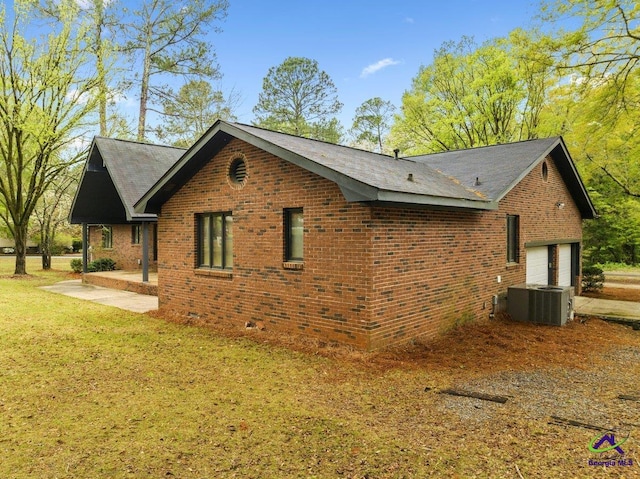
[1,257,639,478]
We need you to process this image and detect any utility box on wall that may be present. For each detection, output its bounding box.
[507,284,572,326]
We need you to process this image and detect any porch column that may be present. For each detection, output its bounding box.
[82,223,88,274]
[142,221,149,283]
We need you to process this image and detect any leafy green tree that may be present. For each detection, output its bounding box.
[253,57,343,142]
[306,118,344,144]
[391,35,555,154]
[541,0,640,106]
[542,0,640,194]
[505,29,558,140]
[538,1,640,265]
[125,0,228,141]
[350,97,396,153]
[32,169,79,269]
[538,66,640,265]
[0,1,101,275]
[154,79,238,147]
[31,0,124,137]
[583,189,640,265]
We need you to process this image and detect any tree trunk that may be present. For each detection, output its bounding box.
[41,229,51,270]
[41,249,51,270]
[40,216,53,270]
[96,3,107,136]
[137,28,152,142]
[13,222,28,275]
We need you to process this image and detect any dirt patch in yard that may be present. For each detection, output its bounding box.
[583,285,640,302]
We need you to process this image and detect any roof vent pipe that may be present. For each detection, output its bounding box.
[474,177,481,186]
[394,148,400,160]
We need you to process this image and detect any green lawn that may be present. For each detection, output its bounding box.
[1,256,638,478]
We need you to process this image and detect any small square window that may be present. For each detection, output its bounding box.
[285,208,303,262]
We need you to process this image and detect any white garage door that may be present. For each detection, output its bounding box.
[558,244,573,287]
[526,246,548,285]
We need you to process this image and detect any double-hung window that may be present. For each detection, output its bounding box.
[198,212,233,269]
[285,208,303,262]
[506,215,519,263]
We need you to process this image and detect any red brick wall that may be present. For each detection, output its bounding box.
[366,155,583,349]
[158,140,584,350]
[88,224,157,271]
[158,139,373,348]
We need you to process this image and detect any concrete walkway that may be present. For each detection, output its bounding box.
[40,279,158,313]
[39,279,640,325]
[573,295,640,326]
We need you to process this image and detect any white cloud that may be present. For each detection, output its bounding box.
[404,17,415,24]
[66,88,90,104]
[67,135,92,152]
[111,91,138,108]
[75,0,114,9]
[360,58,401,78]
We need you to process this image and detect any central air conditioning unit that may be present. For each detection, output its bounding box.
[507,284,573,326]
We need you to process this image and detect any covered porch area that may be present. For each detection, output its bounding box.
[68,136,185,292]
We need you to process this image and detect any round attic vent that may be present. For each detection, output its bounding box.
[229,157,247,185]
[541,161,549,182]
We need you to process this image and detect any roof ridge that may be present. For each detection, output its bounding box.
[405,136,561,159]
[94,136,187,151]
[229,121,396,161]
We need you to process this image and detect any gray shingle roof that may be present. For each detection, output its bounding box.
[135,120,596,219]
[408,137,562,201]
[229,123,485,202]
[97,137,185,219]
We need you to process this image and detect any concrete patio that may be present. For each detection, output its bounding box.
[82,270,158,296]
[40,279,158,313]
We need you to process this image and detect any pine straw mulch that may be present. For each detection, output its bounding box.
[148,285,640,379]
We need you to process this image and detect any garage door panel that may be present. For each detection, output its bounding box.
[558,244,572,287]
[526,246,548,285]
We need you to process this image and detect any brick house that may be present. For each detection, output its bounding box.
[70,137,185,277]
[133,121,596,350]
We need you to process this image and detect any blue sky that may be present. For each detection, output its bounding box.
[214,0,542,130]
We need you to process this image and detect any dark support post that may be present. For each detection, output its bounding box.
[142,222,149,283]
[82,223,88,274]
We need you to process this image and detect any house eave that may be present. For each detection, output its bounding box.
[339,183,497,210]
[375,190,497,210]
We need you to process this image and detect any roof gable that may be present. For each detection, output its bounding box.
[70,137,185,224]
[134,121,595,219]
[409,137,596,218]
